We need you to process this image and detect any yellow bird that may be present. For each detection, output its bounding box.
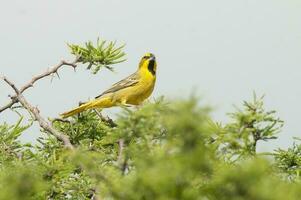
[61,53,157,118]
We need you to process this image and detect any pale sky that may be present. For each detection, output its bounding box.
[0,0,300,151]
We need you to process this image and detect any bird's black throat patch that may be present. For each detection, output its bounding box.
[148,60,156,75]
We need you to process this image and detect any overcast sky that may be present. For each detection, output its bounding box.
[0,0,300,151]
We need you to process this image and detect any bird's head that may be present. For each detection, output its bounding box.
[139,53,157,75]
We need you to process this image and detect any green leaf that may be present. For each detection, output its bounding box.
[68,38,126,74]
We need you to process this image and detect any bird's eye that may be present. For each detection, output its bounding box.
[143,56,150,59]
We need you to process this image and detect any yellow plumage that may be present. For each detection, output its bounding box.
[61,53,157,118]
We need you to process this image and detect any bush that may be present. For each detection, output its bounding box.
[0,96,300,199]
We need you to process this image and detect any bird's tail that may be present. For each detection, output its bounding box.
[60,97,112,118]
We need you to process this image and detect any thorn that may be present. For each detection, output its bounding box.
[34,106,40,114]
[61,60,66,65]
[56,71,60,79]
[50,73,55,82]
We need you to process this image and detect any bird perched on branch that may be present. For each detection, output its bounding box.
[61,53,157,118]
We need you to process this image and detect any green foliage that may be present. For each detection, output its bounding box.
[0,96,300,199]
[59,99,215,199]
[211,94,284,161]
[0,163,48,200]
[68,38,126,74]
[204,159,301,200]
[52,111,113,147]
[274,142,301,180]
[0,117,30,164]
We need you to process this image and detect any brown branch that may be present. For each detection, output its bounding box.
[51,118,71,124]
[117,138,128,174]
[90,188,100,200]
[93,109,117,127]
[1,76,74,149]
[117,139,124,164]
[0,58,78,113]
[19,60,77,93]
[0,100,17,113]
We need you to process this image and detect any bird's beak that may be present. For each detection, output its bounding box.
[149,56,156,61]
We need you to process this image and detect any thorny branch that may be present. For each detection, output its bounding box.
[0,59,78,149]
[0,58,78,113]
[1,76,74,149]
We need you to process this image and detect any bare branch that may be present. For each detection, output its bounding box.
[0,100,16,113]
[1,76,74,149]
[19,59,78,93]
[117,139,124,164]
[51,118,71,124]
[2,76,20,94]
[0,58,78,113]
[117,138,128,174]
[93,109,117,127]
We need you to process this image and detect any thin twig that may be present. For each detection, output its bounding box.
[93,109,117,127]
[0,58,78,113]
[117,138,128,174]
[121,157,128,175]
[1,76,74,149]
[19,59,78,93]
[51,118,72,124]
[0,100,17,113]
[90,188,100,200]
[117,139,124,164]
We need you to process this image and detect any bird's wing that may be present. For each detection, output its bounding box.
[95,72,140,98]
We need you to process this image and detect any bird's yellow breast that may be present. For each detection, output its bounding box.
[113,68,156,105]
